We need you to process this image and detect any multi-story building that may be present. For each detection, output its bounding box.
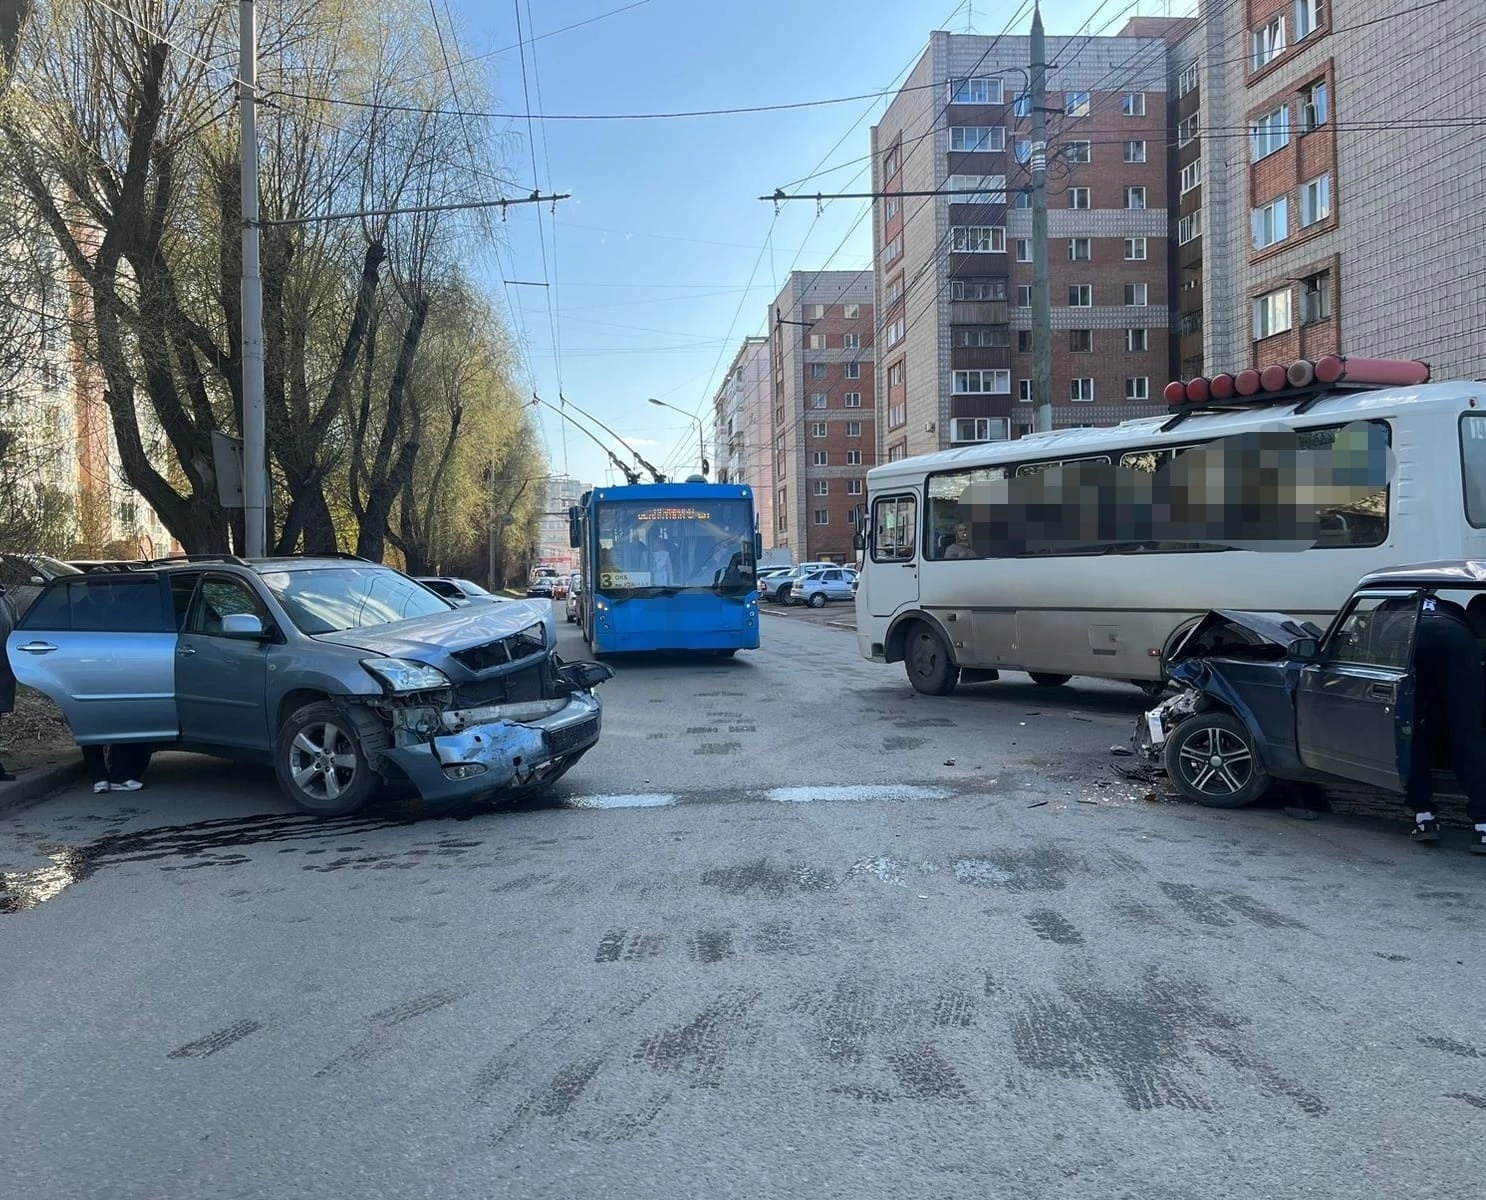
[768,272,875,564]
[1179,0,1484,380]
[535,474,585,574]
[871,25,1183,463]
[711,335,774,536]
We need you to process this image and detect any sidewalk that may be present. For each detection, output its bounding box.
[1,690,84,817]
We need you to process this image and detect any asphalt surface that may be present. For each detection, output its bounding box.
[3,601,1485,1199]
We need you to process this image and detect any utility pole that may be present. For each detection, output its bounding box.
[239,0,266,555]
[1030,3,1053,435]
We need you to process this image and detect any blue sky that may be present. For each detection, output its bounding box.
[444,0,1180,489]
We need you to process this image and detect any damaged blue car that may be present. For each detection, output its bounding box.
[1135,561,1486,809]
[6,555,614,816]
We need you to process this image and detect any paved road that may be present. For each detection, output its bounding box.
[3,603,1485,1199]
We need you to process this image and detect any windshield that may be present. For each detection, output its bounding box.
[595,498,756,598]
[259,566,456,634]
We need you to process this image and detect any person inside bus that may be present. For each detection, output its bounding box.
[943,521,979,559]
[1406,594,1486,853]
[647,530,675,586]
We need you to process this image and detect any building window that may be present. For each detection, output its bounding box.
[1013,139,1032,164]
[1069,187,1090,209]
[813,510,830,526]
[951,417,1007,443]
[951,369,1011,394]
[886,275,904,304]
[1252,196,1290,250]
[947,174,1006,205]
[1251,15,1286,70]
[884,195,900,220]
[1126,377,1150,401]
[810,363,828,379]
[811,450,828,466]
[949,76,1003,105]
[1018,330,1033,352]
[950,278,1006,301]
[845,303,860,319]
[1180,158,1202,195]
[888,403,906,429]
[1127,327,1148,352]
[1014,238,1031,262]
[845,362,861,379]
[1253,287,1293,339]
[887,443,906,462]
[1065,91,1090,117]
[811,423,828,438]
[1295,0,1323,40]
[1123,140,1146,163]
[883,233,903,263]
[1301,270,1332,323]
[883,145,900,179]
[886,314,905,346]
[1178,209,1203,244]
[1017,285,1032,307]
[950,125,1006,152]
[1068,284,1093,307]
[1251,105,1290,160]
[1018,379,1032,403]
[1063,141,1091,163]
[810,304,826,319]
[1300,174,1331,226]
[1178,112,1199,146]
[1013,92,1031,116]
[1014,190,1031,209]
[887,361,904,388]
[809,334,826,350]
[847,450,863,465]
[1121,92,1146,116]
[1071,378,1094,402]
[1125,282,1148,306]
[810,392,827,409]
[1177,62,1199,97]
[848,479,863,495]
[846,420,862,437]
[951,225,1007,253]
[1068,237,1091,261]
[1301,79,1329,130]
[1125,186,1146,210]
[843,332,861,349]
[1069,329,1093,353]
[959,327,1009,347]
[844,391,862,407]
[1124,237,1147,261]
[813,480,830,497]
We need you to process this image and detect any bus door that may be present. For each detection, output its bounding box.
[866,493,920,618]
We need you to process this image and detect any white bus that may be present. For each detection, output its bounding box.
[854,370,1486,696]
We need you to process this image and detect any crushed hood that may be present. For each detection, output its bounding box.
[1168,609,1326,666]
[312,597,554,660]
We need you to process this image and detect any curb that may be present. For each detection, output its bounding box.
[0,758,86,819]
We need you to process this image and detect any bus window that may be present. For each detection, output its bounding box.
[1460,414,1486,528]
[927,467,1009,558]
[872,495,918,562]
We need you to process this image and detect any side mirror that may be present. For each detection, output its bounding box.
[560,660,616,690]
[221,612,268,639]
[852,532,865,551]
[1289,637,1319,662]
[568,508,582,549]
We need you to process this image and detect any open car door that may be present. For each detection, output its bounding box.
[1294,589,1419,792]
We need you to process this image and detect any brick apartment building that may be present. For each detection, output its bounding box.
[767,272,875,564]
[870,25,1183,462]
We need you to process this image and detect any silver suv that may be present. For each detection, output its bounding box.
[5,555,614,816]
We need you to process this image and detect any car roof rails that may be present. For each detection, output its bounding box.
[142,553,251,567]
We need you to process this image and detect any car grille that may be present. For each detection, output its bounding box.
[546,715,599,755]
[452,632,545,674]
[453,661,549,708]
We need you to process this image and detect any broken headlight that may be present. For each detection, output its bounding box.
[362,657,451,693]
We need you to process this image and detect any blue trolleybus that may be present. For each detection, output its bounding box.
[569,478,762,656]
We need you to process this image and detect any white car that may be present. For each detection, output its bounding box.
[790,567,859,607]
[565,574,582,623]
[417,577,506,607]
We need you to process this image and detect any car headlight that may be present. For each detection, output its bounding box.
[362,657,452,692]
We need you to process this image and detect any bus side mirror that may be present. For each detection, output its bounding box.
[754,533,763,558]
[853,531,866,551]
[568,506,582,549]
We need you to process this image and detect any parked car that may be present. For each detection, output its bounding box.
[0,553,82,617]
[761,562,840,605]
[551,577,569,600]
[756,566,793,589]
[527,577,555,598]
[790,567,858,608]
[565,575,582,623]
[416,577,506,607]
[1134,560,1486,813]
[7,556,614,816]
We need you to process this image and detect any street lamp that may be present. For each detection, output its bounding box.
[647,397,709,477]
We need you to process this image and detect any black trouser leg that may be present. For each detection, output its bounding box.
[81,744,109,783]
[1406,716,1435,816]
[113,743,153,782]
[1439,662,1486,824]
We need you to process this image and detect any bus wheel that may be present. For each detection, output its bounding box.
[905,622,959,696]
[1028,672,1071,687]
[1163,711,1270,808]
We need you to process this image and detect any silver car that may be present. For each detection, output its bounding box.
[417,576,506,607]
[6,556,614,816]
[564,574,582,623]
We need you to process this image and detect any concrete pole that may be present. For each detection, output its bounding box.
[1030,3,1053,435]
[239,0,267,555]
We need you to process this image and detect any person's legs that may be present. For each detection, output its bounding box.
[1407,713,1440,842]
[81,744,111,794]
[1437,653,1486,852]
[109,743,151,790]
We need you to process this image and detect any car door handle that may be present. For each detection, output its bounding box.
[177,646,196,657]
[1369,682,1394,700]
[14,641,56,654]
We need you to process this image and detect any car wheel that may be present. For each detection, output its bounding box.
[809,592,827,608]
[275,702,382,817]
[1163,711,1270,808]
[905,620,959,696]
[778,585,792,605]
[1028,672,1071,687]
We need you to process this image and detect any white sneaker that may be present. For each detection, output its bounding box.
[93,780,111,794]
[110,780,144,792]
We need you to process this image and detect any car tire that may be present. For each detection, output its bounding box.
[905,620,959,696]
[777,585,792,606]
[275,702,383,817]
[809,592,827,608]
[1163,710,1270,808]
[1028,672,1071,687]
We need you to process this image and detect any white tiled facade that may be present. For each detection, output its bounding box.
[711,336,773,536]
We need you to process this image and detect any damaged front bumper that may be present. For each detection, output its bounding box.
[380,691,604,803]
[1131,687,1202,761]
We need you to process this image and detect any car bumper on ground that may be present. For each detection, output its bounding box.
[380,692,603,803]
